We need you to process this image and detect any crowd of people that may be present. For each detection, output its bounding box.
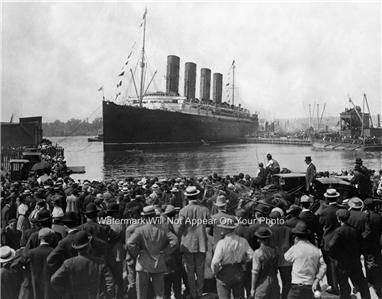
[1,152,382,299]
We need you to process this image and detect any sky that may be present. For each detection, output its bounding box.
[1,1,381,122]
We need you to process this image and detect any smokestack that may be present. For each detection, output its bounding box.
[200,68,211,101]
[166,55,180,95]
[212,73,223,104]
[184,62,196,99]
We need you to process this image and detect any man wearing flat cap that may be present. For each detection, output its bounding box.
[304,156,316,193]
[351,163,372,199]
[327,209,371,299]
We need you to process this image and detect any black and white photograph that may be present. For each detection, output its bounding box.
[1,1,382,299]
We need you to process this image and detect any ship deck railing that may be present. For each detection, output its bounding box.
[247,137,312,146]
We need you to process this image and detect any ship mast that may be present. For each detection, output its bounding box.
[139,9,147,108]
[232,60,235,106]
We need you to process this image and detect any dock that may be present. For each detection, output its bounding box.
[247,137,312,146]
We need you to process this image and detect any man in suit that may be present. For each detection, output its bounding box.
[51,230,114,299]
[178,186,210,299]
[319,188,341,295]
[304,156,316,193]
[351,164,372,200]
[126,205,178,299]
[24,228,57,299]
[328,209,371,299]
[299,195,322,246]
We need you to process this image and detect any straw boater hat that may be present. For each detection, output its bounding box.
[214,195,227,207]
[217,218,238,230]
[347,197,364,210]
[254,227,273,239]
[36,209,52,223]
[324,188,340,199]
[72,231,91,250]
[163,205,180,215]
[141,205,156,216]
[151,184,160,191]
[300,195,313,203]
[184,186,200,197]
[0,246,16,263]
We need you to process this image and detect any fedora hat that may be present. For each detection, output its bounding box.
[214,195,227,207]
[324,188,340,198]
[292,221,312,236]
[254,202,273,216]
[0,246,16,263]
[217,218,238,230]
[141,205,156,216]
[151,184,160,191]
[355,158,363,165]
[85,203,98,215]
[72,231,90,249]
[347,197,364,210]
[286,204,302,216]
[184,186,200,197]
[227,183,235,190]
[36,209,52,222]
[254,226,273,239]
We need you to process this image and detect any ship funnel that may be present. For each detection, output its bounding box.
[184,62,196,99]
[166,55,180,95]
[200,68,211,101]
[212,73,223,104]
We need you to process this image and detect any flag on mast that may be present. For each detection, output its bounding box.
[118,71,125,77]
[98,86,103,92]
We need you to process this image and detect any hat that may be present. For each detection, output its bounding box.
[107,203,120,213]
[163,205,179,215]
[38,228,54,240]
[286,204,302,216]
[184,186,200,197]
[0,246,16,263]
[324,188,340,198]
[214,195,227,207]
[36,209,52,222]
[52,207,64,218]
[300,195,312,203]
[8,218,17,224]
[292,221,312,236]
[217,218,238,230]
[336,209,350,222]
[85,203,98,215]
[151,184,159,191]
[170,187,179,193]
[141,205,156,216]
[355,158,363,165]
[23,189,32,195]
[254,202,273,216]
[227,183,235,190]
[72,231,90,249]
[270,207,284,218]
[254,226,273,239]
[305,156,312,161]
[118,180,124,186]
[347,197,364,210]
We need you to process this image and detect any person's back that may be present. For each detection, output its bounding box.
[179,202,210,253]
[51,254,113,299]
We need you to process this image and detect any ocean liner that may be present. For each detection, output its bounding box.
[102,10,258,150]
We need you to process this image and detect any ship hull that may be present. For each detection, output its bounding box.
[103,101,258,150]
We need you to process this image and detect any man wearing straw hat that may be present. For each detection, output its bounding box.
[127,205,178,299]
[0,245,20,299]
[211,217,253,299]
[178,186,210,299]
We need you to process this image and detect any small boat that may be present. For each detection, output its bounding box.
[88,130,103,142]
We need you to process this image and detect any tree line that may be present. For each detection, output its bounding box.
[43,118,102,137]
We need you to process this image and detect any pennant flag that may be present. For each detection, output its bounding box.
[98,86,103,91]
[117,81,122,88]
[125,60,129,66]
[225,83,230,86]
[118,71,125,77]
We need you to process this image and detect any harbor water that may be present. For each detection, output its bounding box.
[50,136,382,181]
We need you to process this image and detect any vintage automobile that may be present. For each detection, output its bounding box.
[312,177,357,201]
